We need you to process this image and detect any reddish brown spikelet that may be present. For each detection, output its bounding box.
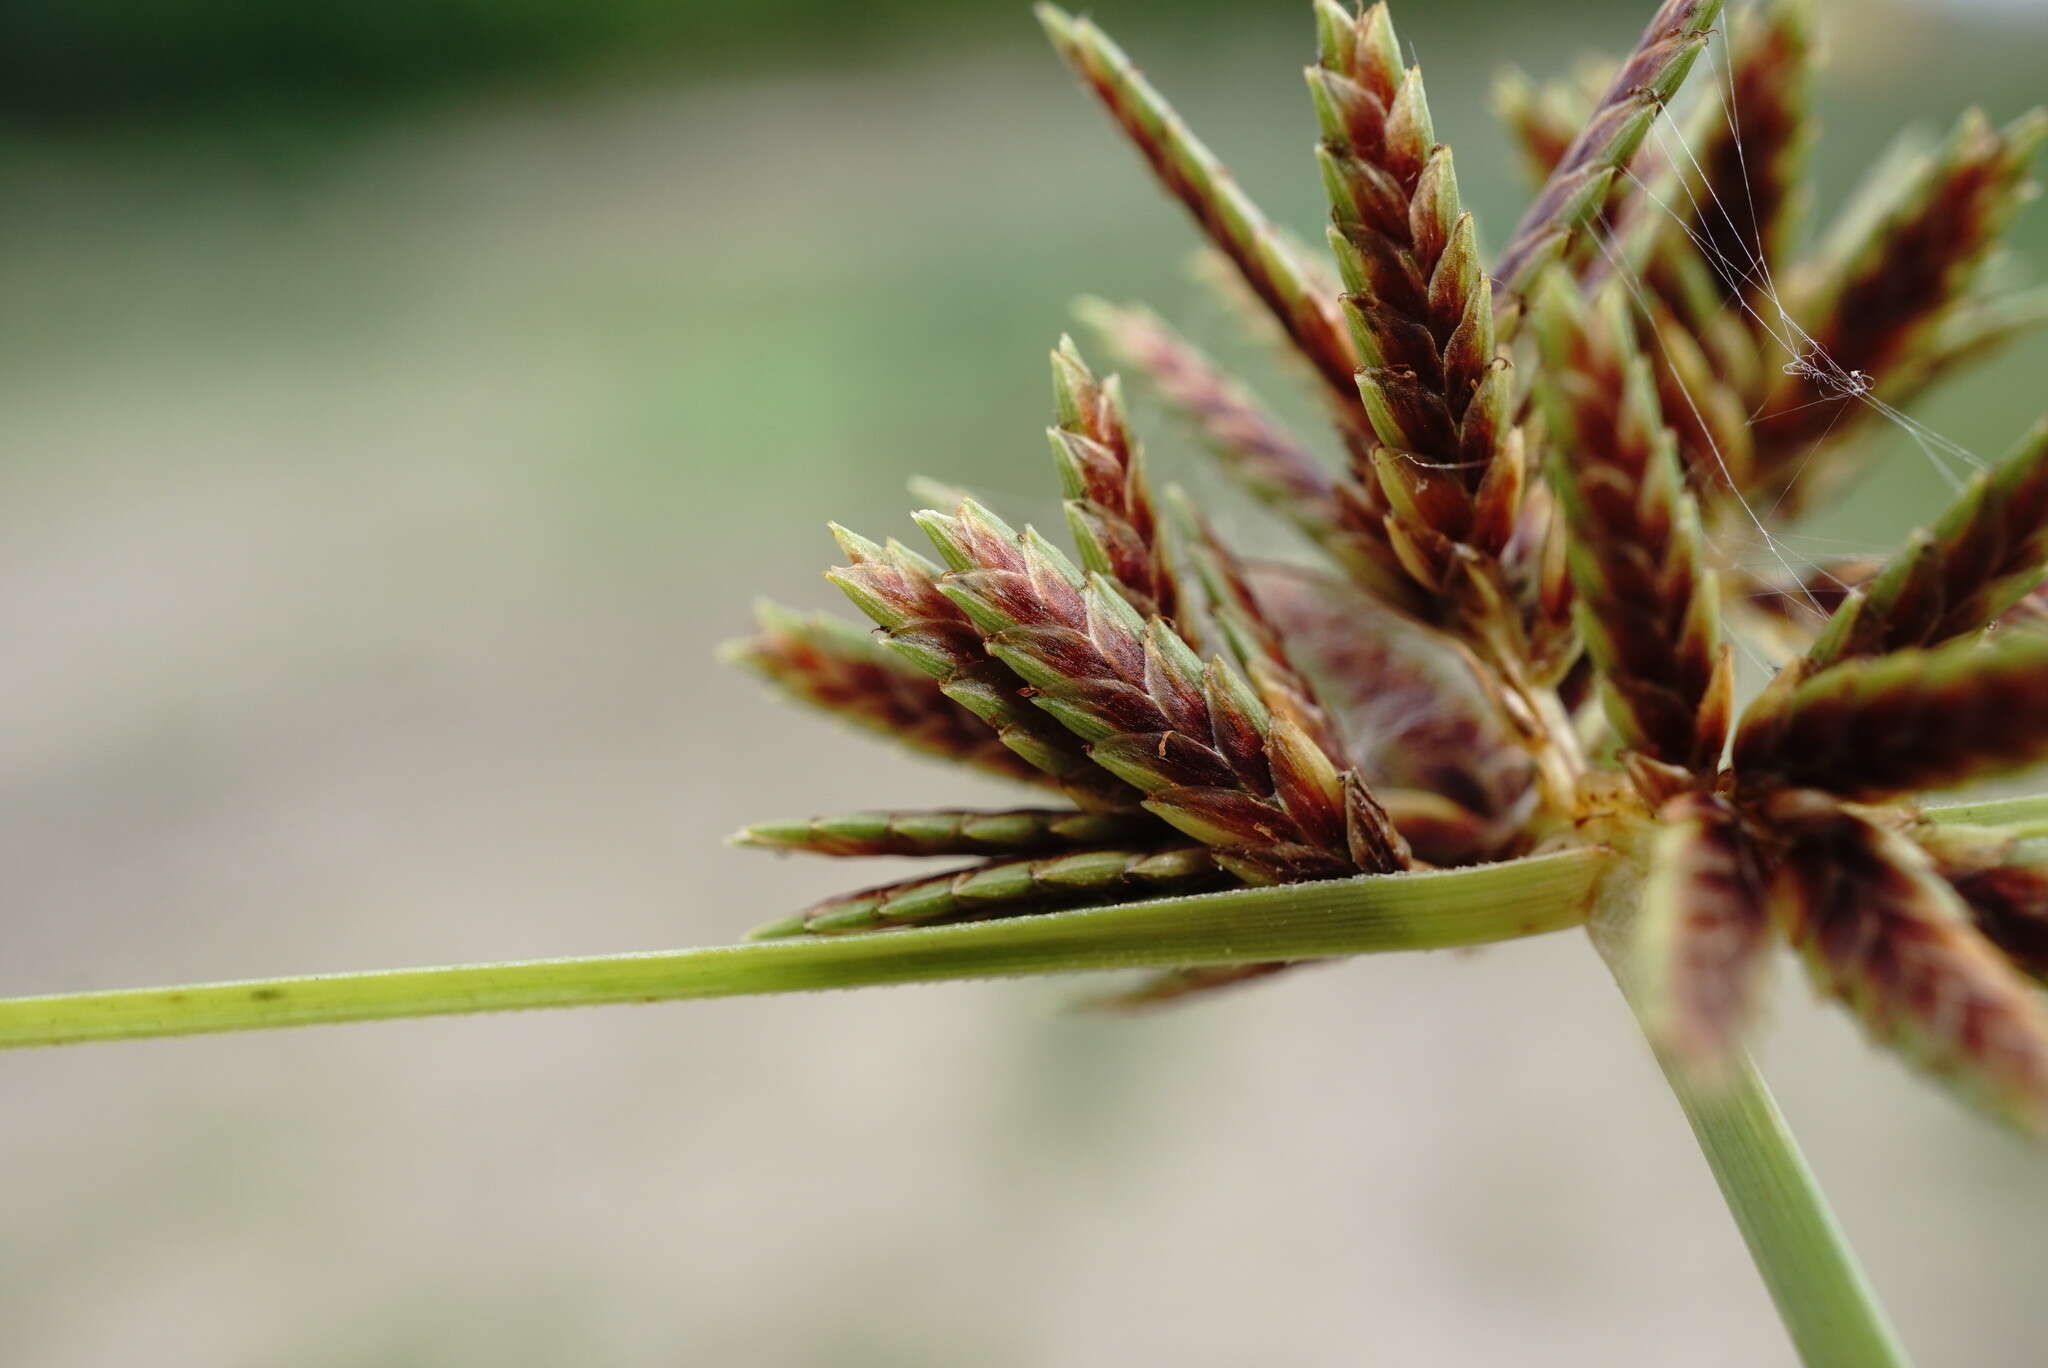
[1078,299,1344,542]
[1634,792,1773,1075]
[1673,0,1813,318]
[826,527,1133,809]
[1734,633,2048,800]
[1036,5,1365,438]
[1310,0,1523,593]
[734,807,1158,859]
[1533,276,1731,771]
[1807,418,2048,665]
[1496,0,1726,292]
[1048,337,1177,622]
[761,844,1225,938]
[1750,109,2046,506]
[1944,860,2048,984]
[724,602,1053,788]
[1765,792,2048,1131]
[917,500,1408,883]
[1168,493,1348,765]
[1248,563,1534,863]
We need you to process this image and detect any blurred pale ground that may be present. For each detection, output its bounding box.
[3,0,2047,1362]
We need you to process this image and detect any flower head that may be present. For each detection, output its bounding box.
[727,0,2048,1130]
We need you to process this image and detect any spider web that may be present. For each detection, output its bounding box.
[1575,19,2000,649]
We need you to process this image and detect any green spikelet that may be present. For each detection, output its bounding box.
[733,807,1158,859]
[1807,418,2048,666]
[1765,791,2048,1133]
[721,601,1054,788]
[1495,0,1726,293]
[753,845,1226,939]
[1532,274,1731,772]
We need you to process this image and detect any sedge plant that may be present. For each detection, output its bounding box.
[6,2,2048,1362]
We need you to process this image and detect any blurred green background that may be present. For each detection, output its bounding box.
[2,0,2046,1363]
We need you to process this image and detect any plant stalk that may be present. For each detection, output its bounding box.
[0,848,1605,1050]
[1590,865,1911,1368]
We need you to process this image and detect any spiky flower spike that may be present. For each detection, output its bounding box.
[705,6,2048,1347]
[729,0,2048,1136]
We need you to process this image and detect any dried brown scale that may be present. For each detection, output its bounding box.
[1636,792,1774,1071]
[724,603,1054,788]
[1807,419,2048,664]
[1763,792,2048,1130]
[1732,634,2048,800]
[1496,0,1726,292]
[1750,109,2046,508]
[826,528,1134,810]
[1534,277,1730,771]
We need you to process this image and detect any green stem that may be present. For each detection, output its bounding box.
[0,848,1606,1050]
[1650,1046,1911,1368]
[1590,872,1910,1367]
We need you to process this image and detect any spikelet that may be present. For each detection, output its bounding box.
[1733,633,2048,800]
[1309,0,1525,608]
[1496,0,1726,293]
[1047,337,1177,623]
[1806,419,2048,665]
[1078,300,1338,528]
[733,807,1159,859]
[1248,563,1534,863]
[723,602,1055,788]
[1765,791,2048,1131]
[826,527,1133,810]
[1942,859,2048,984]
[1750,108,2046,509]
[918,500,1407,883]
[1035,5,1363,435]
[752,845,1224,939]
[1631,792,1773,1078]
[1665,0,1813,319]
[1532,274,1731,772]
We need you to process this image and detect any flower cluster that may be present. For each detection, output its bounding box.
[729,0,2048,1127]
